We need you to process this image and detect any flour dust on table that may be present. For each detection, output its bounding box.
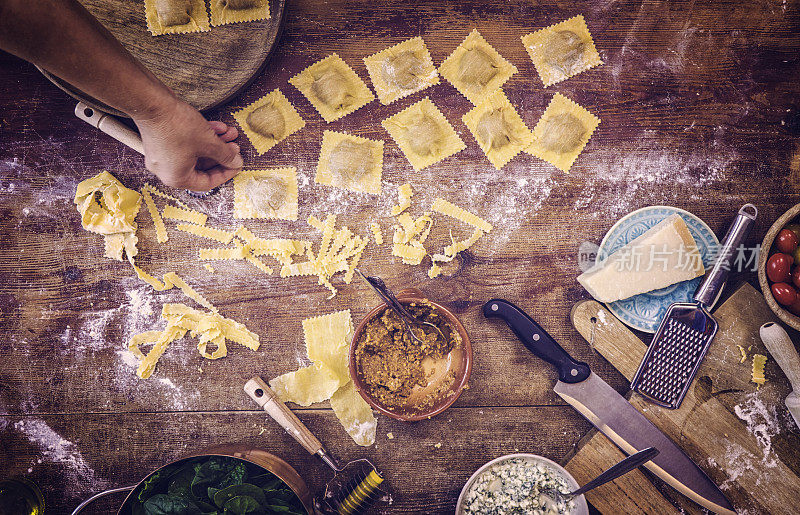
[12,419,104,488]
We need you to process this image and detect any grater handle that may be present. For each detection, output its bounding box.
[694,204,757,307]
[244,377,325,457]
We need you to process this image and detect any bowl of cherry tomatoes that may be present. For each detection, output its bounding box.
[759,205,800,331]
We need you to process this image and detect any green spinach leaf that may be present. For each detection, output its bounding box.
[222,495,260,514]
[191,458,237,501]
[142,494,203,515]
[213,484,266,508]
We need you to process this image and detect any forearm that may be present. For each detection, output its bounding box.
[0,0,175,120]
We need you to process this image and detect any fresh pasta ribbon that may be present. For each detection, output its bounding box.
[162,204,208,225]
[431,198,493,232]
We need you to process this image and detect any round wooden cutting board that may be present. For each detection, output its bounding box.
[41,0,286,116]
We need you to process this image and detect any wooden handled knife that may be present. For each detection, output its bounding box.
[484,298,735,515]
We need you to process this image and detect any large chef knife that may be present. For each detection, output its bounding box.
[484,299,735,515]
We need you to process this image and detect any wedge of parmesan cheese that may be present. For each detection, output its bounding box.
[577,214,705,303]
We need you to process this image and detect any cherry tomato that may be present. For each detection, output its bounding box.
[788,297,800,316]
[766,253,793,283]
[776,229,800,254]
[785,223,800,240]
[771,282,798,306]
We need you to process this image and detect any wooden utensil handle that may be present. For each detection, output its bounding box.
[244,377,324,456]
[74,102,144,155]
[760,322,800,389]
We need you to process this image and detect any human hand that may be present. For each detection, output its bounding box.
[134,97,243,191]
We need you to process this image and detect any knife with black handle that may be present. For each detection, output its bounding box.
[483,298,735,515]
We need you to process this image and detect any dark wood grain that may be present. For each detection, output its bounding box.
[1,0,800,512]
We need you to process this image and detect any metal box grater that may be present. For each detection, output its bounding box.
[633,305,718,408]
[631,204,757,409]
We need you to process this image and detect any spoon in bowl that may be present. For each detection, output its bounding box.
[539,447,659,509]
[355,269,445,344]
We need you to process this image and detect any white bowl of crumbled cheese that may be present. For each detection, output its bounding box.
[456,454,590,515]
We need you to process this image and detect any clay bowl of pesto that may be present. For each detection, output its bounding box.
[349,288,472,422]
[72,444,313,514]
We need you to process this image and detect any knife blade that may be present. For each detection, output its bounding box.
[484,298,735,515]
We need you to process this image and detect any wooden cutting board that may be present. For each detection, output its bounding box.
[565,283,800,514]
[41,0,286,115]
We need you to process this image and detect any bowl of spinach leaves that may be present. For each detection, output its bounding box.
[122,454,308,514]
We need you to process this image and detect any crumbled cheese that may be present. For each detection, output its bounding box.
[463,458,574,515]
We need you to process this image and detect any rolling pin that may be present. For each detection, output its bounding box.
[74,102,144,154]
[759,322,800,428]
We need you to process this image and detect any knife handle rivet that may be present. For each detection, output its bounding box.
[532,333,540,341]
[491,304,498,311]
[571,369,578,377]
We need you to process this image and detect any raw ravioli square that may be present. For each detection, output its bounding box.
[233,168,298,220]
[363,37,439,105]
[289,54,375,122]
[232,89,305,155]
[438,29,517,105]
[382,98,465,171]
[144,0,210,35]
[525,92,600,172]
[209,0,270,26]
[521,15,603,87]
[462,89,533,170]
[316,131,383,195]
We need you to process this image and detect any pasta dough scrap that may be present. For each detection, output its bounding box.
[330,380,377,447]
[233,168,298,220]
[270,310,374,445]
[438,29,517,105]
[370,223,384,245]
[392,241,427,265]
[142,183,190,210]
[136,271,218,313]
[316,131,383,195]
[175,223,236,244]
[303,310,353,384]
[522,15,603,87]
[289,54,375,122]
[210,0,269,26]
[390,212,432,266]
[233,89,304,154]
[142,188,168,243]
[270,363,343,406]
[462,89,533,170]
[363,37,439,105]
[525,92,600,172]
[129,303,259,379]
[390,183,414,216]
[752,354,767,387]
[277,215,369,296]
[162,204,208,225]
[382,97,466,171]
[429,228,485,278]
[74,171,141,261]
[144,0,210,35]
[431,198,493,233]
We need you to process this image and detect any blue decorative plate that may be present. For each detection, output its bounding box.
[597,206,720,333]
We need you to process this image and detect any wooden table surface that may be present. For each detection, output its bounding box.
[1,0,799,513]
